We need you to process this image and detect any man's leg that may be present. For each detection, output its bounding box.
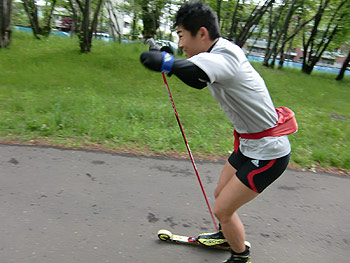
[213,162,258,253]
[214,161,236,198]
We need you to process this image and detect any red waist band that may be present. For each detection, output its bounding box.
[234,107,298,153]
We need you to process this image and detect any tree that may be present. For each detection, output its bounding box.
[263,0,290,67]
[331,3,350,80]
[0,0,12,48]
[74,0,104,53]
[140,0,167,40]
[228,0,243,40]
[275,1,316,69]
[118,0,142,40]
[216,0,223,25]
[105,0,122,40]
[22,0,57,39]
[301,0,349,74]
[262,0,314,69]
[230,0,275,47]
[336,51,350,81]
[11,2,29,27]
[208,0,237,39]
[121,0,171,41]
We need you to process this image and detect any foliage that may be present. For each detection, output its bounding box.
[6,0,350,71]
[11,2,30,27]
[0,31,349,172]
[301,0,350,74]
[73,0,104,52]
[22,0,58,38]
[117,0,144,40]
[120,0,174,40]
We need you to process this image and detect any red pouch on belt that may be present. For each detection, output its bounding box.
[234,107,298,153]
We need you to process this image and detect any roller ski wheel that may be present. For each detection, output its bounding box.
[157,229,173,241]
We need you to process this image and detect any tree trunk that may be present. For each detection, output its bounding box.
[246,23,265,56]
[131,12,138,40]
[264,0,298,68]
[76,0,104,53]
[229,0,241,40]
[336,51,350,81]
[301,0,331,74]
[275,14,314,70]
[141,1,158,39]
[217,0,222,26]
[91,0,103,36]
[263,2,284,67]
[68,0,79,36]
[79,0,91,52]
[0,0,12,48]
[22,0,41,39]
[278,40,293,69]
[22,0,57,39]
[302,63,313,74]
[277,43,286,69]
[302,0,346,74]
[105,0,121,41]
[42,0,57,36]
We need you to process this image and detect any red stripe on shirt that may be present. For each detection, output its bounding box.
[247,159,276,193]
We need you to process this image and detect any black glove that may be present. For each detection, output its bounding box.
[140,51,163,72]
[160,46,174,55]
[140,51,174,73]
[145,38,174,54]
[149,45,174,55]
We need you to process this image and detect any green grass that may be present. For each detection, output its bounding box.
[1,31,349,172]
[260,66,350,171]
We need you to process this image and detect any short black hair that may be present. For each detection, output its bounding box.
[174,0,221,40]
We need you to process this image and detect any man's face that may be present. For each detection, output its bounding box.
[177,25,205,58]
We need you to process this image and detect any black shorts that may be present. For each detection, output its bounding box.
[228,149,290,193]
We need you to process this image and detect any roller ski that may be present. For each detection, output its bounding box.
[157,229,250,250]
[196,230,251,262]
[157,229,229,249]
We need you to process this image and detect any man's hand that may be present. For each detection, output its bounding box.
[140,51,174,74]
[145,38,174,54]
[160,46,174,55]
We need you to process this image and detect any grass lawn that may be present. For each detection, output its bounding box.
[0,31,349,173]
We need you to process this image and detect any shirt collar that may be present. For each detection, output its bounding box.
[207,38,219,53]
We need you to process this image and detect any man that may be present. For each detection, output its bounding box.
[140,1,297,262]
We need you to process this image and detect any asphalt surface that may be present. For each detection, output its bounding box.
[0,144,349,263]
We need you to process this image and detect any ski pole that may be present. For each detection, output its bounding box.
[161,72,219,232]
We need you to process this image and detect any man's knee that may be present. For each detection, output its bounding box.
[213,202,232,224]
[214,187,220,199]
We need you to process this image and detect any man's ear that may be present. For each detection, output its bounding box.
[198,27,210,40]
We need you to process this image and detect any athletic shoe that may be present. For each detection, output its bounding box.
[197,230,229,247]
[223,246,251,263]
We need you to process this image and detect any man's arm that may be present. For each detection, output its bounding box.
[140,51,209,89]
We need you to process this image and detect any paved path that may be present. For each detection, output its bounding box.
[0,144,349,263]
